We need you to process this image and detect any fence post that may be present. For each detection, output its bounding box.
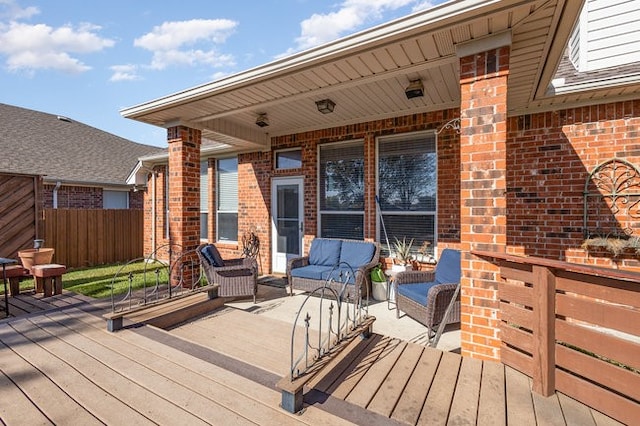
[532,265,555,396]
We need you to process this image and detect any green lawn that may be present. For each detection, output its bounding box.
[10,261,173,299]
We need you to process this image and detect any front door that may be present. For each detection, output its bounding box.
[272,177,304,274]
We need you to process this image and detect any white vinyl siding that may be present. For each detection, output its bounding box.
[570,0,640,72]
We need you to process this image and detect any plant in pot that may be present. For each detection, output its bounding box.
[391,237,414,272]
[414,241,436,265]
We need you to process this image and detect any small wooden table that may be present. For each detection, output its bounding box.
[32,264,66,297]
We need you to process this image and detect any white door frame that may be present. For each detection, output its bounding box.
[271,177,304,274]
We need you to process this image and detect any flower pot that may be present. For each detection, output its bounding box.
[391,263,412,273]
[372,280,388,301]
[18,248,55,273]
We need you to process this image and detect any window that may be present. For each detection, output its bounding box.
[275,149,302,170]
[200,161,209,240]
[103,190,128,209]
[217,157,238,242]
[377,132,437,255]
[319,141,364,239]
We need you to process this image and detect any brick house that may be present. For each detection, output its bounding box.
[123,0,640,362]
[0,103,162,210]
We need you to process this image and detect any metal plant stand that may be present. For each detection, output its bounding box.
[0,257,17,316]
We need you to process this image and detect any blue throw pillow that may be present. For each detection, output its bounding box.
[201,244,225,267]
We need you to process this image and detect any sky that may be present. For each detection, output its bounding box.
[0,0,444,147]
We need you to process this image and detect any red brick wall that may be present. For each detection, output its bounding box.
[507,101,640,271]
[459,47,510,361]
[143,165,170,257]
[42,184,143,209]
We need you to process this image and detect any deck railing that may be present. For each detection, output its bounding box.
[109,243,204,313]
[473,250,640,425]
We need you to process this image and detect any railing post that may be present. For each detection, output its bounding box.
[532,265,555,396]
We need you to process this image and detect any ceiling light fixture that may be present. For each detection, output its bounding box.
[315,99,336,114]
[255,113,269,127]
[405,79,424,99]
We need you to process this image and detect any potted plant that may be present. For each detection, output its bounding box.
[414,241,436,265]
[391,237,414,272]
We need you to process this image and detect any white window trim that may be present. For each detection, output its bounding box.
[216,156,239,243]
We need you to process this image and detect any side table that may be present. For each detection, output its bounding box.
[0,257,17,316]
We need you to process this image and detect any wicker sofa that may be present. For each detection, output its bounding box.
[287,238,380,299]
[394,248,461,341]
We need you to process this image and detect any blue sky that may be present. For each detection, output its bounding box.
[0,0,444,147]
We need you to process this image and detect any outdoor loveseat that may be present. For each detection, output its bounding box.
[286,238,380,298]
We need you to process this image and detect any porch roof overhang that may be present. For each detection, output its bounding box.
[121,0,615,155]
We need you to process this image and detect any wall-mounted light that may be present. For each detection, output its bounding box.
[405,79,424,99]
[315,99,336,114]
[255,113,269,127]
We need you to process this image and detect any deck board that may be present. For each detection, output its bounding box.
[418,350,462,425]
[390,345,442,425]
[0,290,627,426]
[447,356,483,425]
[478,359,507,425]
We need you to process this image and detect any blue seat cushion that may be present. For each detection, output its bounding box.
[339,241,376,269]
[308,238,342,266]
[321,267,356,285]
[290,265,333,281]
[434,249,460,284]
[397,282,440,306]
[201,244,225,267]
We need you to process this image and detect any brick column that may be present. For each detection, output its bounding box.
[459,47,509,361]
[167,126,201,285]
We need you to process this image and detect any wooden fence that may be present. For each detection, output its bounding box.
[44,209,143,268]
[0,174,42,259]
[473,250,640,426]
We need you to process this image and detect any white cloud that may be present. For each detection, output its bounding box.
[0,0,39,20]
[293,0,416,51]
[109,64,140,82]
[412,1,437,12]
[0,21,115,73]
[134,19,237,70]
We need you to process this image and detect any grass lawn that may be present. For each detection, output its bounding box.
[10,261,172,299]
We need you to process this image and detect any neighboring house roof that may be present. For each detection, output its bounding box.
[121,0,588,155]
[0,103,163,187]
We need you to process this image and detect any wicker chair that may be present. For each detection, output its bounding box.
[394,248,461,341]
[197,243,258,303]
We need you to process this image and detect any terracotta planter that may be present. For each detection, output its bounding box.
[18,248,55,272]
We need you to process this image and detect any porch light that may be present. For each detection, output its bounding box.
[315,99,336,114]
[255,113,269,127]
[405,79,424,99]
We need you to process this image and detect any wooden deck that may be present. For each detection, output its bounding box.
[0,291,626,425]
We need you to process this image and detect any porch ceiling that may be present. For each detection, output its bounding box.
[122,0,587,153]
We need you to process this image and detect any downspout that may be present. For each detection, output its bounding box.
[52,181,62,209]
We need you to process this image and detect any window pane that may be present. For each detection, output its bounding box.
[217,157,238,242]
[321,214,364,240]
[319,143,364,211]
[200,212,208,240]
[276,219,300,254]
[200,161,208,212]
[378,132,437,252]
[218,212,238,242]
[378,135,436,211]
[103,190,128,209]
[380,214,435,256]
[276,149,302,169]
